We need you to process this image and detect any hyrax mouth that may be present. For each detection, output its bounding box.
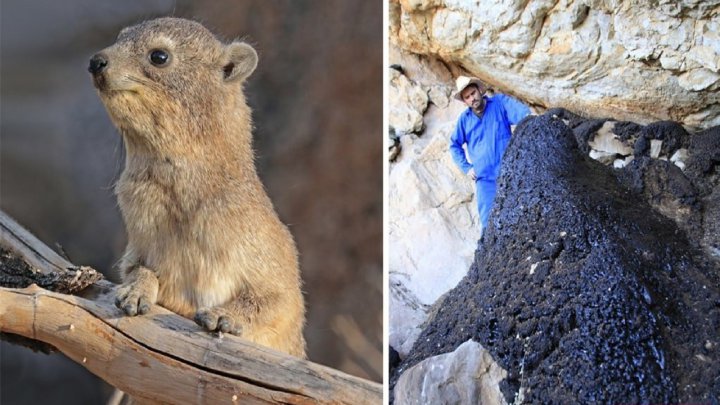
[92,74,108,91]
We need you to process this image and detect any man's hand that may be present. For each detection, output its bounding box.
[467,168,477,181]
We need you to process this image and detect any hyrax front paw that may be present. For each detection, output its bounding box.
[115,267,159,316]
[194,307,243,335]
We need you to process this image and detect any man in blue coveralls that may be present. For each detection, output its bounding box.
[449,76,530,230]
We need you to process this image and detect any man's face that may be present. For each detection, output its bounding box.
[461,85,485,111]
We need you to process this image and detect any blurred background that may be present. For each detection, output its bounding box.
[0,1,382,402]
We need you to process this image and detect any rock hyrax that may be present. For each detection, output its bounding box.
[88,17,306,357]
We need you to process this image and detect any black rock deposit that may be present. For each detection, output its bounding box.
[393,112,720,403]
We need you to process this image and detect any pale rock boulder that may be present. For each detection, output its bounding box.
[390,0,720,129]
[584,120,638,167]
[394,340,508,405]
[587,121,633,157]
[389,45,459,108]
[670,148,689,170]
[389,276,432,359]
[390,68,430,136]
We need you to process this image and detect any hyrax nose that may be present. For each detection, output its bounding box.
[88,53,108,75]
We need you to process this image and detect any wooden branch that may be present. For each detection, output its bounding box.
[0,210,382,404]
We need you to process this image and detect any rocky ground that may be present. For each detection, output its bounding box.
[392,111,720,403]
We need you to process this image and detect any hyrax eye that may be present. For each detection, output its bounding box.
[149,49,170,66]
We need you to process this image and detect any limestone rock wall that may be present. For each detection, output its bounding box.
[390,0,720,129]
[389,46,481,356]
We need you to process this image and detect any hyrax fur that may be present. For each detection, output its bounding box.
[89,17,306,357]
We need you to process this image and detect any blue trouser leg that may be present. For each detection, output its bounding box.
[476,179,497,228]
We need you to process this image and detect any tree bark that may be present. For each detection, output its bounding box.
[0,210,383,404]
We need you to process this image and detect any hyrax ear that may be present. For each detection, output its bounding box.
[222,42,258,83]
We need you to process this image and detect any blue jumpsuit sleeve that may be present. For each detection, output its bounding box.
[449,115,473,173]
[499,94,530,125]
